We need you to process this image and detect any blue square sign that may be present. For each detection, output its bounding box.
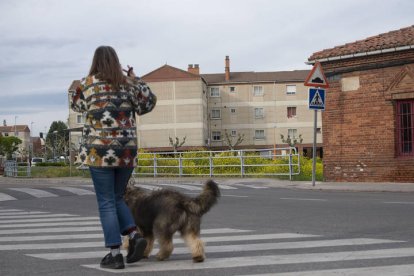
[308,88,325,110]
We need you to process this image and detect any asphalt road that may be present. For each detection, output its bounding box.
[1,178,414,275]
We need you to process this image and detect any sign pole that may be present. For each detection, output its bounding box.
[304,61,329,187]
[312,108,317,186]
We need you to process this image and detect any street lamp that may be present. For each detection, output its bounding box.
[53,130,58,161]
[30,122,34,159]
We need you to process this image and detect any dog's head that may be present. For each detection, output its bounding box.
[124,179,147,204]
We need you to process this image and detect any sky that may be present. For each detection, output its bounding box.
[0,0,413,137]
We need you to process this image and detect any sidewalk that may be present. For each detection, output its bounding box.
[1,176,413,193]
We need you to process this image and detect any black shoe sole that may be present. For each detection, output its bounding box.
[126,238,147,263]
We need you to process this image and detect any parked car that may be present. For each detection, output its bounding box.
[31,157,45,167]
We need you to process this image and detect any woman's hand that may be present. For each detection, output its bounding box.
[125,65,136,78]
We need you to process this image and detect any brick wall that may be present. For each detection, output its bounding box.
[320,50,414,182]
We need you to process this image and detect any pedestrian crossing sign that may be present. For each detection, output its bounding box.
[309,88,325,110]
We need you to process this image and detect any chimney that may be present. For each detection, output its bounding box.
[225,56,230,81]
[188,64,200,75]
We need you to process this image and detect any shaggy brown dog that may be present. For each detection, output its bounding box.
[124,180,220,262]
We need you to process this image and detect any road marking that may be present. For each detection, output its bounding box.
[0,193,17,201]
[155,183,203,191]
[200,228,253,234]
[280,197,327,202]
[0,211,48,216]
[27,238,400,260]
[0,220,100,229]
[189,182,238,190]
[1,233,317,250]
[83,247,414,273]
[384,201,414,205]
[135,184,162,191]
[0,209,22,212]
[236,264,414,276]
[0,233,103,242]
[0,226,102,235]
[0,216,97,224]
[185,193,248,198]
[0,213,78,220]
[2,228,250,242]
[50,187,95,195]
[8,188,58,198]
[232,183,268,189]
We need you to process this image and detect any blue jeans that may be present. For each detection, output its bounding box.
[89,167,136,248]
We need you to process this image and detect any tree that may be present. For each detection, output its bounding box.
[169,136,186,152]
[46,121,69,159]
[0,136,22,159]
[223,130,244,151]
[280,133,303,147]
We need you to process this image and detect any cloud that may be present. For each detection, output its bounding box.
[0,92,67,115]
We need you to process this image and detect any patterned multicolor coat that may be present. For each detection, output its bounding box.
[70,75,156,168]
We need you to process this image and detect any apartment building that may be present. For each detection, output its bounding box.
[67,80,83,150]
[68,57,321,155]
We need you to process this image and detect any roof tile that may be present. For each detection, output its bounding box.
[309,25,414,61]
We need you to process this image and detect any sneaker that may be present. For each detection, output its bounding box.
[100,253,125,269]
[126,233,147,263]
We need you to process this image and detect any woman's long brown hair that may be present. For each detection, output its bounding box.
[89,46,125,89]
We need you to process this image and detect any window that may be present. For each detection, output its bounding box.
[231,130,237,137]
[210,87,220,97]
[230,86,236,93]
[230,108,236,114]
[396,101,414,156]
[4,133,8,136]
[211,109,221,119]
[212,131,221,141]
[317,128,321,134]
[288,129,297,138]
[76,114,85,124]
[286,85,296,95]
[254,107,264,118]
[287,107,297,118]
[255,129,265,140]
[253,86,264,96]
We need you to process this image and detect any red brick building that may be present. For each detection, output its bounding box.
[308,25,414,182]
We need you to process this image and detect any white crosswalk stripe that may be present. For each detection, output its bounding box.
[1,208,414,275]
[0,208,22,212]
[0,192,17,201]
[49,186,95,195]
[0,216,97,224]
[8,188,58,198]
[236,264,414,276]
[0,213,78,220]
[84,248,414,273]
[0,211,48,216]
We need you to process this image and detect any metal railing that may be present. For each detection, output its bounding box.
[134,147,300,179]
[4,160,31,177]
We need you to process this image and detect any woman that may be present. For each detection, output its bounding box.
[71,46,156,269]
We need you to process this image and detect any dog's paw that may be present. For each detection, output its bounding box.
[192,255,205,263]
[155,252,169,261]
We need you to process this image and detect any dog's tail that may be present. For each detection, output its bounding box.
[185,180,220,216]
